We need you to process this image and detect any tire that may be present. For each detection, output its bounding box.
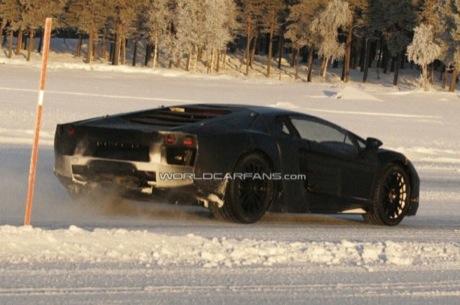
[210,153,275,224]
[363,164,410,226]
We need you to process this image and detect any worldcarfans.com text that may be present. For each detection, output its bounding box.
[159,172,306,181]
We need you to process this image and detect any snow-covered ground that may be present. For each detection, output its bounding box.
[0,58,460,304]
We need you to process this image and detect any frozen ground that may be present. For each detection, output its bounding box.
[0,61,459,304]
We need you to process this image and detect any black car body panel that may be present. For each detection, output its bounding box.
[54,104,420,221]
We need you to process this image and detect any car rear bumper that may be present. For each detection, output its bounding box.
[54,154,195,192]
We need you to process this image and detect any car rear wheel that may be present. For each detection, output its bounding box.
[363,164,410,226]
[210,153,275,224]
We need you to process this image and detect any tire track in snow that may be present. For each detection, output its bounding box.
[1,280,459,298]
[0,86,444,120]
[0,86,200,104]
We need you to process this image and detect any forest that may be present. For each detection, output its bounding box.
[0,0,458,91]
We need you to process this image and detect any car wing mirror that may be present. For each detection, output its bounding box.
[365,137,383,150]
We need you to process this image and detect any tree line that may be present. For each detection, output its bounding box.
[0,0,459,91]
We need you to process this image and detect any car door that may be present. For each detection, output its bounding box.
[289,115,377,213]
[267,116,310,213]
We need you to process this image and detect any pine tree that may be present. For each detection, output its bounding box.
[420,0,439,26]
[0,0,23,56]
[106,0,144,65]
[341,0,367,82]
[67,0,107,63]
[0,0,8,47]
[0,18,5,45]
[418,0,439,84]
[407,24,441,91]
[369,0,419,85]
[436,0,460,92]
[0,0,20,58]
[19,0,65,61]
[0,0,64,61]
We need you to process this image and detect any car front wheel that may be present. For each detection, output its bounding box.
[363,164,410,226]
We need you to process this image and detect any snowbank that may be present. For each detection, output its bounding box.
[2,225,459,270]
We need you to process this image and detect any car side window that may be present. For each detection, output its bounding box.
[290,116,358,155]
[275,116,295,137]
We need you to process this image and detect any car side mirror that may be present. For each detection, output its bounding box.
[365,137,383,150]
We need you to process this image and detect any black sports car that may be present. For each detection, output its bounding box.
[54,104,419,225]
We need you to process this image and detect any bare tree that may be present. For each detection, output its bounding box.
[206,0,239,73]
[239,0,265,76]
[310,0,352,78]
[260,0,284,77]
[174,0,238,73]
[219,0,240,72]
[146,0,172,68]
[407,24,441,91]
[175,0,204,71]
[285,0,328,81]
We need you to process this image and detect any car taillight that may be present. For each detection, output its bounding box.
[67,126,76,137]
[183,136,194,146]
[163,135,196,166]
[165,134,176,144]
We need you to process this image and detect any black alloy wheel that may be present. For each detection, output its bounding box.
[363,164,410,226]
[210,153,275,224]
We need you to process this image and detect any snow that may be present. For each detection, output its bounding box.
[6,225,458,268]
[1,48,460,304]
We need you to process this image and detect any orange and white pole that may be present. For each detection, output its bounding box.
[24,18,52,226]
